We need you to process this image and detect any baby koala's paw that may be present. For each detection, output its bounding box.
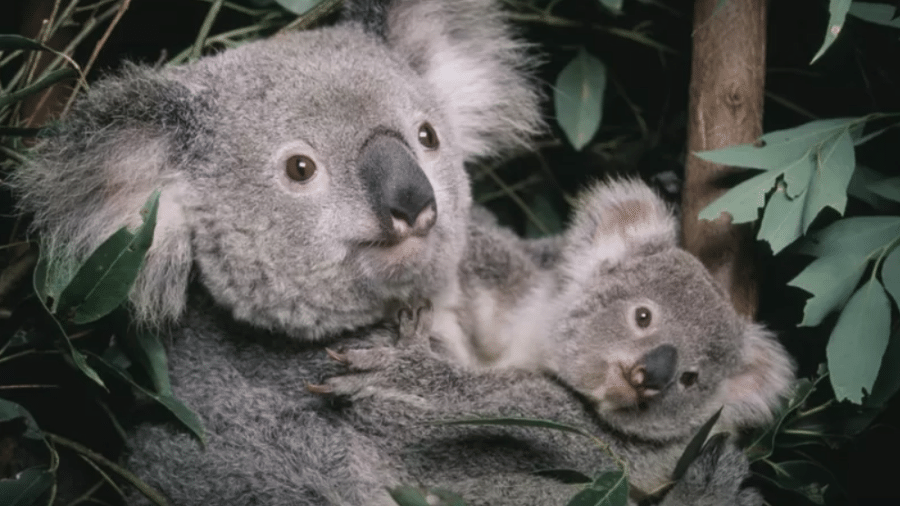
[396,299,434,348]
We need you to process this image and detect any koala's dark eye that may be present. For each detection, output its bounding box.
[417,122,439,149]
[285,154,317,182]
[634,306,652,328]
[680,371,699,388]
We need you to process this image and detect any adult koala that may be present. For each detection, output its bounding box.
[11,0,767,504]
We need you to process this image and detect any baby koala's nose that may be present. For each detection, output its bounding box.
[628,344,678,399]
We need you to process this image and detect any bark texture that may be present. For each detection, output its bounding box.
[682,0,767,318]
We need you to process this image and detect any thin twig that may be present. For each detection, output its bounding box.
[60,0,132,117]
[190,0,226,61]
[45,433,169,506]
[277,0,344,34]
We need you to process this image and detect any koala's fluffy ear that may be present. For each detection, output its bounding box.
[719,323,796,431]
[562,178,677,279]
[343,0,543,158]
[11,66,200,326]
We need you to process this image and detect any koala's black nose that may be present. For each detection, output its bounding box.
[358,132,437,240]
[629,344,678,397]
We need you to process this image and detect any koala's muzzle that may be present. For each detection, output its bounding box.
[628,344,678,400]
[359,132,437,243]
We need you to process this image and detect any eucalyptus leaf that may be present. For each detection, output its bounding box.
[672,408,722,480]
[811,0,852,63]
[882,246,900,306]
[757,188,805,254]
[848,2,900,28]
[789,253,867,327]
[697,168,777,223]
[693,118,854,170]
[803,130,856,230]
[0,399,43,440]
[0,68,78,109]
[0,34,58,51]
[389,486,467,506]
[826,279,892,403]
[765,460,831,504]
[121,325,173,395]
[274,0,324,15]
[555,48,607,151]
[797,216,900,257]
[598,0,624,13]
[566,470,628,506]
[848,165,894,208]
[91,353,206,446]
[55,191,160,324]
[868,176,900,203]
[865,326,900,408]
[0,468,54,506]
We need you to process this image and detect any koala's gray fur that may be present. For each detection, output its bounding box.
[11,0,774,503]
[419,179,794,497]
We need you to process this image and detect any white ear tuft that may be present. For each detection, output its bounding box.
[719,323,796,431]
[11,69,198,326]
[561,178,677,281]
[381,0,544,158]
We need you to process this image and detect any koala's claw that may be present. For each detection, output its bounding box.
[325,347,348,364]
[306,382,334,395]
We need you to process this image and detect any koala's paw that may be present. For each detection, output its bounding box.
[659,434,762,506]
[397,299,433,347]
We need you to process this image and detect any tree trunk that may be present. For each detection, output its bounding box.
[682,0,766,318]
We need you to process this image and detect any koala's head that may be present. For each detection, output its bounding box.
[12,0,541,340]
[551,179,794,441]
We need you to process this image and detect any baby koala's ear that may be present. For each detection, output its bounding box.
[562,178,677,276]
[719,323,796,431]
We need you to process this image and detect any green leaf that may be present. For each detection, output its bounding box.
[757,187,806,254]
[672,407,722,481]
[694,118,855,170]
[120,325,173,395]
[882,246,900,306]
[848,165,894,208]
[555,48,607,151]
[868,176,900,203]
[866,326,900,408]
[0,468,54,506]
[697,167,779,223]
[565,470,628,506]
[91,353,206,446]
[526,193,564,238]
[438,417,594,439]
[0,399,43,440]
[811,0,852,63]
[789,253,867,327]
[389,486,467,506]
[0,34,59,52]
[797,216,900,257]
[827,279,892,403]
[848,2,900,28]
[0,68,78,109]
[274,0,324,15]
[598,0,623,13]
[55,191,159,324]
[803,130,856,231]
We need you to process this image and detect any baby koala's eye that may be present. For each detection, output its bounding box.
[285,154,317,182]
[634,306,652,328]
[417,122,439,150]
[680,371,699,388]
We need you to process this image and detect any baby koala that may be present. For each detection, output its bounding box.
[373,178,795,495]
